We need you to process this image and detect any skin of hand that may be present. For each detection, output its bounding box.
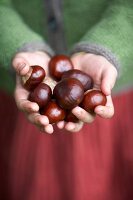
[56,52,118,132]
[12,51,54,134]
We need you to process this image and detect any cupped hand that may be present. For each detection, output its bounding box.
[57,52,118,132]
[72,53,118,116]
[12,51,54,134]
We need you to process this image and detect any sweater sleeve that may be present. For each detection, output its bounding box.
[0,0,54,70]
[71,0,133,74]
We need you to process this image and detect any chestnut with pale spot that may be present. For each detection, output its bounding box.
[49,55,74,81]
[62,69,93,91]
[81,90,107,113]
[41,100,66,124]
[29,83,52,108]
[23,65,46,91]
[53,78,84,110]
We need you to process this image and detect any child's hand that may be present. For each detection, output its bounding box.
[71,52,118,117]
[57,53,118,132]
[72,53,118,95]
[12,51,54,134]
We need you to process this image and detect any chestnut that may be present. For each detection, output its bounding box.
[23,65,45,90]
[53,78,84,110]
[49,55,74,81]
[81,90,107,113]
[62,69,93,91]
[41,100,66,124]
[29,83,52,108]
[65,111,79,123]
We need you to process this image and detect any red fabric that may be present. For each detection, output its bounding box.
[0,89,133,200]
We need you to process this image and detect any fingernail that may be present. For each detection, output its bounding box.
[17,63,26,74]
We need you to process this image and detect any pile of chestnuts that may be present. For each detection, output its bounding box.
[23,55,107,124]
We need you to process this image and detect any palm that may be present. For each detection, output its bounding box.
[13,51,55,134]
[15,51,51,110]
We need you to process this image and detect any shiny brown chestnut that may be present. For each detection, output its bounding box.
[49,55,74,81]
[29,83,52,108]
[62,69,93,91]
[23,65,46,90]
[81,90,107,113]
[41,100,66,124]
[65,111,79,123]
[53,78,84,110]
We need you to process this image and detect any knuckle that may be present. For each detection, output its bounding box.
[18,101,27,110]
[34,114,42,124]
[19,101,28,111]
[28,114,38,124]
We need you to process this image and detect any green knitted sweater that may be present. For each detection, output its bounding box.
[0,0,133,93]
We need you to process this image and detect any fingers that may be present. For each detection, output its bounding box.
[43,124,54,134]
[60,106,95,133]
[72,106,95,123]
[12,55,30,76]
[95,95,114,118]
[28,112,54,134]
[28,112,49,125]
[12,53,54,134]
[14,76,52,133]
[17,99,39,113]
[14,76,39,112]
[65,121,84,132]
[15,79,54,134]
[56,121,65,129]
[57,120,84,133]
[56,120,84,133]
[101,67,118,95]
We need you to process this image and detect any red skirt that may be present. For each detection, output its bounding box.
[0,89,133,200]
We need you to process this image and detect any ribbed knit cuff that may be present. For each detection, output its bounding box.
[71,42,120,71]
[17,41,55,57]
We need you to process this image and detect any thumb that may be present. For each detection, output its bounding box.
[12,55,30,76]
[101,68,117,96]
